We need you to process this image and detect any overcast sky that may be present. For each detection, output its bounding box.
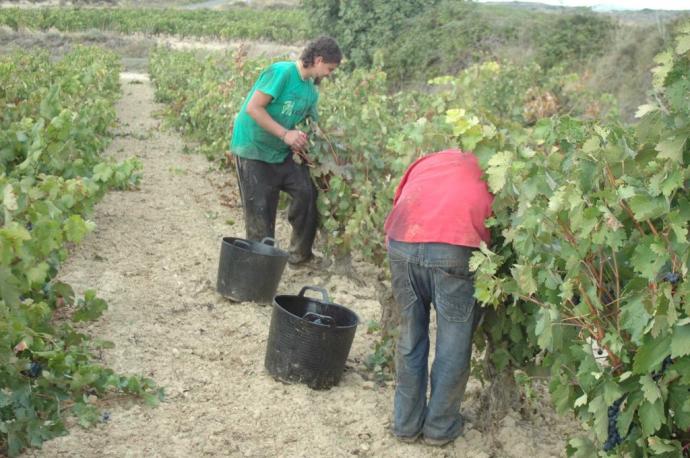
[475,0,690,10]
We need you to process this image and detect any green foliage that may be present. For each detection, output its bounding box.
[382,1,528,83]
[0,47,155,457]
[149,47,267,160]
[363,320,396,382]
[467,22,690,456]
[324,1,618,87]
[0,7,309,43]
[535,13,616,69]
[302,0,440,68]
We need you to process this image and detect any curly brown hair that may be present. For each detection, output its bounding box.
[300,36,342,68]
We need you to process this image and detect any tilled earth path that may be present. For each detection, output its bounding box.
[28,72,577,458]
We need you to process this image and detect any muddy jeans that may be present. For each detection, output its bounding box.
[387,239,481,442]
[234,155,318,261]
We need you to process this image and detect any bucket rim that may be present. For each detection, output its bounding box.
[272,295,359,329]
[222,236,288,258]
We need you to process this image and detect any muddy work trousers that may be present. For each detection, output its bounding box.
[234,155,318,262]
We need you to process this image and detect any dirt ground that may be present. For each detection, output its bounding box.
[4,29,586,457]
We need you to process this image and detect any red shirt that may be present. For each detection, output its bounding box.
[384,150,493,248]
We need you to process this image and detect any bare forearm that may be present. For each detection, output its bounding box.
[246,105,287,139]
[245,91,307,150]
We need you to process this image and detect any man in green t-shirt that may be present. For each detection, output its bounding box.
[230,36,342,265]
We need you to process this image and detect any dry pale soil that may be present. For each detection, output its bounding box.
[16,47,583,458]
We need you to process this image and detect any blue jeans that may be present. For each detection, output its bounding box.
[387,239,481,442]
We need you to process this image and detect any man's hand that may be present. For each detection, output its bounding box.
[283,130,308,151]
[224,150,234,168]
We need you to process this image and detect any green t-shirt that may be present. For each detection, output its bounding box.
[230,61,319,164]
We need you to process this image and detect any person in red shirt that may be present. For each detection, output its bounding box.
[384,149,493,446]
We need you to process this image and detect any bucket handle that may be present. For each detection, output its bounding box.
[260,237,277,247]
[303,312,336,328]
[232,239,251,249]
[298,285,331,303]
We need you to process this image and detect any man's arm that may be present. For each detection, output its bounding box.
[246,90,307,152]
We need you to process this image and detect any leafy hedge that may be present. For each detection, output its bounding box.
[0,7,309,43]
[302,0,440,69]
[1,47,160,457]
[468,24,690,456]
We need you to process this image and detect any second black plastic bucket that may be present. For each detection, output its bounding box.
[264,286,359,390]
[216,236,288,304]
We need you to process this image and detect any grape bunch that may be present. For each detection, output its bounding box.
[662,272,682,285]
[603,397,625,451]
[303,312,335,327]
[652,355,674,381]
[21,361,43,379]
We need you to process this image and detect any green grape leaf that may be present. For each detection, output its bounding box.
[638,398,665,436]
[582,136,600,154]
[64,215,95,243]
[93,163,113,183]
[535,307,557,351]
[639,374,661,403]
[587,394,608,441]
[72,402,100,428]
[651,51,673,90]
[603,380,624,405]
[0,266,21,305]
[3,184,18,212]
[511,264,538,296]
[668,210,689,241]
[633,334,672,374]
[566,437,597,458]
[655,136,686,163]
[629,195,670,221]
[547,187,566,213]
[630,237,669,281]
[486,151,512,193]
[617,398,639,437]
[73,290,108,322]
[660,169,684,197]
[671,324,690,358]
[621,294,652,345]
[647,436,680,454]
[668,383,690,429]
[26,262,50,287]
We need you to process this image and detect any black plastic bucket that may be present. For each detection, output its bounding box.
[216,236,288,304]
[264,286,359,390]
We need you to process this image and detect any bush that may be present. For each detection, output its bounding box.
[382,1,526,83]
[534,13,616,69]
[302,0,440,68]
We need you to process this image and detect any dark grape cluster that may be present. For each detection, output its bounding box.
[652,355,674,381]
[303,312,335,327]
[600,289,616,306]
[22,361,42,379]
[603,397,625,451]
[662,272,681,285]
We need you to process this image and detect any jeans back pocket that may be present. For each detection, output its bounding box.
[433,267,475,323]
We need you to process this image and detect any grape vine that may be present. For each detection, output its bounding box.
[1,47,161,457]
